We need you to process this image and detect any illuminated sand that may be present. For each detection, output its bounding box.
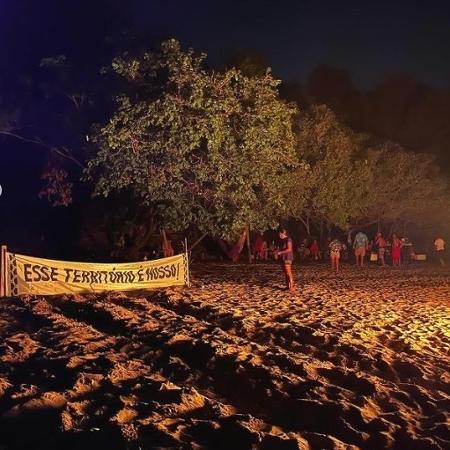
[0,264,449,449]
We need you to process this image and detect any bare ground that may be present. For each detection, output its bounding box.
[0,263,449,450]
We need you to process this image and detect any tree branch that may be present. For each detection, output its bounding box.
[0,130,84,169]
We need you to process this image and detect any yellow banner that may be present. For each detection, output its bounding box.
[5,252,188,296]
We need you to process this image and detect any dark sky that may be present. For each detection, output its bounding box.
[1,0,450,252]
[1,0,450,88]
[133,0,450,88]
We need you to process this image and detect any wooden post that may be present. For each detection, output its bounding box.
[184,237,190,287]
[0,245,7,298]
[319,220,324,247]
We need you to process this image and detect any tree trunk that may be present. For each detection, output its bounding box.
[161,228,168,257]
[229,230,247,262]
[299,215,310,235]
[161,228,168,245]
[128,224,155,261]
[246,226,252,263]
[388,222,395,237]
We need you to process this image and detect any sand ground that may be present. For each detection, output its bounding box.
[0,263,449,450]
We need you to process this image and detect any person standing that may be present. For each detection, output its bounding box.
[434,236,446,266]
[353,230,369,267]
[260,240,268,260]
[375,232,387,266]
[391,234,402,267]
[275,228,295,292]
[309,239,320,261]
[329,237,343,273]
[252,233,265,260]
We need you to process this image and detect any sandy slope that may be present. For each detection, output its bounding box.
[0,263,449,450]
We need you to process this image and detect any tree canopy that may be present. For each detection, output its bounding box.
[281,105,449,237]
[87,39,297,238]
[87,40,450,246]
[361,143,450,229]
[283,105,372,231]
[4,33,449,258]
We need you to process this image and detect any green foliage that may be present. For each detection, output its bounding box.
[87,39,297,238]
[283,105,449,235]
[363,144,450,227]
[284,105,372,229]
[87,40,449,242]
[38,167,73,206]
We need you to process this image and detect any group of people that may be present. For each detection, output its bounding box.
[313,232,446,269]
[350,230,404,267]
[270,228,447,293]
[304,232,408,267]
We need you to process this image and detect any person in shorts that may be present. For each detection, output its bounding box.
[353,230,369,267]
[375,232,387,266]
[329,237,343,273]
[275,228,295,292]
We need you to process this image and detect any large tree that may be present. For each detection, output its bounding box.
[87,39,297,239]
[361,143,450,231]
[283,105,371,234]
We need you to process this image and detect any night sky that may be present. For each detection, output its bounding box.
[2,0,450,89]
[1,0,450,254]
[133,0,450,88]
